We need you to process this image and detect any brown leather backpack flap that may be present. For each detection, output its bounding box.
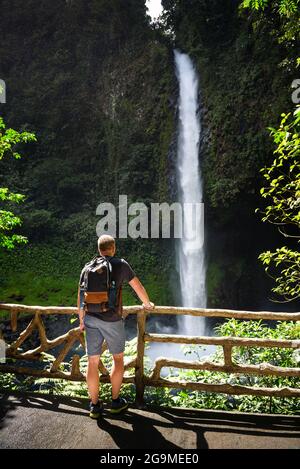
[84,291,108,303]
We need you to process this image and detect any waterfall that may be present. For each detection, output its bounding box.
[174,50,207,336]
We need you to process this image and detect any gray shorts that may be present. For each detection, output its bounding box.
[83,314,126,356]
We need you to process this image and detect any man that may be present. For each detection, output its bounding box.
[78,234,154,419]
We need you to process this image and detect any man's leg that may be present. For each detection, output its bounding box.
[110,352,124,399]
[84,314,104,406]
[87,354,100,404]
[100,319,128,412]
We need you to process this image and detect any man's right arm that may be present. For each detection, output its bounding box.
[129,277,155,310]
[77,287,85,331]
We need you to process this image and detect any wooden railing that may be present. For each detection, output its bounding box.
[0,303,299,405]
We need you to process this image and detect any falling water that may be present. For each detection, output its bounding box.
[174,50,207,336]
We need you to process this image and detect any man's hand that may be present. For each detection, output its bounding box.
[142,301,155,310]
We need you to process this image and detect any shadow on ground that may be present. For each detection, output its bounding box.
[1,391,299,449]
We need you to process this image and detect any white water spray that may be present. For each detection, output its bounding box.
[174,50,207,335]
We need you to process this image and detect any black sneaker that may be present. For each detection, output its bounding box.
[110,397,129,414]
[89,400,104,419]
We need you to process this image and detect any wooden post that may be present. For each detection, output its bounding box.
[223,344,233,367]
[10,309,19,332]
[71,354,83,379]
[135,311,146,407]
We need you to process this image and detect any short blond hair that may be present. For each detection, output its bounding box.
[98,235,115,253]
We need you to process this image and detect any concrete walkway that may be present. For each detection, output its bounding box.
[0,392,299,449]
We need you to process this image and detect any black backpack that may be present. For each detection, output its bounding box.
[79,256,117,313]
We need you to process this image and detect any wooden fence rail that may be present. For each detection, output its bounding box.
[0,303,299,404]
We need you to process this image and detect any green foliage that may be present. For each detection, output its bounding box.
[241,0,269,9]
[0,210,26,250]
[0,0,298,312]
[160,319,300,414]
[239,0,300,303]
[241,0,300,49]
[259,248,300,301]
[0,243,83,306]
[0,117,36,250]
[206,262,225,307]
[0,1,175,302]
[259,108,300,230]
[241,0,300,13]
[0,239,172,307]
[257,108,300,301]
[0,0,174,220]
[0,117,36,160]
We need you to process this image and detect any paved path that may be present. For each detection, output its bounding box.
[0,392,299,449]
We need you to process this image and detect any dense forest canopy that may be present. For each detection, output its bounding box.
[0,0,299,311]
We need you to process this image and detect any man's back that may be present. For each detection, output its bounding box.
[80,256,136,322]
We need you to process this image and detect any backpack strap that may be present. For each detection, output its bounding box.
[82,255,99,291]
[106,257,112,289]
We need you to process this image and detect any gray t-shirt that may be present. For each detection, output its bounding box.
[80,256,136,322]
